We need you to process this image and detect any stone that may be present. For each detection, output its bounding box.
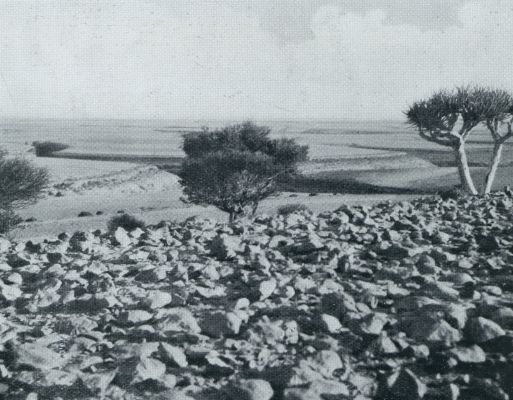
[200,311,242,337]
[16,342,70,371]
[119,310,154,326]
[6,253,30,268]
[457,258,474,270]
[380,368,427,400]
[0,281,22,301]
[156,308,201,335]
[466,317,505,343]
[320,292,357,319]
[143,290,172,310]
[159,343,188,368]
[135,266,169,283]
[224,379,274,400]
[209,234,242,260]
[405,316,461,348]
[259,278,277,300]
[416,254,440,275]
[283,379,349,400]
[307,350,344,377]
[113,227,132,247]
[448,345,486,363]
[354,312,388,336]
[319,314,343,333]
[477,236,500,252]
[0,237,10,252]
[422,281,459,301]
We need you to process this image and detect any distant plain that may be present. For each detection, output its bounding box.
[1,118,511,238]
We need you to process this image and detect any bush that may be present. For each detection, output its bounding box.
[179,150,276,221]
[0,208,23,234]
[277,203,311,216]
[0,156,49,209]
[33,141,69,157]
[180,122,308,221]
[107,213,146,232]
[438,187,466,201]
[182,121,308,170]
[0,153,49,233]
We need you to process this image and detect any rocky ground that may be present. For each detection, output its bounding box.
[3,191,513,399]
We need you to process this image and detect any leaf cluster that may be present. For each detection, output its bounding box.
[406,86,513,147]
[183,121,308,170]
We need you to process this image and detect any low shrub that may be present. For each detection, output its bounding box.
[0,208,23,234]
[0,156,49,209]
[277,203,311,216]
[33,141,69,157]
[438,187,466,201]
[107,213,146,232]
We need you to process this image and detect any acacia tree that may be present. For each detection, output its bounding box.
[179,122,308,222]
[477,88,513,193]
[406,87,492,194]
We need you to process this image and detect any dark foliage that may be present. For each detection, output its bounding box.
[107,213,146,232]
[182,121,308,169]
[180,122,308,221]
[0,157,50,209]
[438,187,466,201]
[33,141,70,157]
[406,86,513,147]
[179,150,276,220]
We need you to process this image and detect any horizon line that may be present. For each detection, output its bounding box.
[0,116,405,122]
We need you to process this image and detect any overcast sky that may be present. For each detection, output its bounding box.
[1,0,513,120]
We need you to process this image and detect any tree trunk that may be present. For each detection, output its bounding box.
[484,141,503,194]
[228,212,235,224]
[251,202,259,216]
[454,142,477,194]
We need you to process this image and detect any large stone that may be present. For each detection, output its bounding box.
[404,316,461,348]
[448,345,486,363]
[119,310,154,326]
[466,317,505,343]
[155,308,201,335]
[224,379,274,400]
[283,379,349,400]
[159,343,188,368]
[379,368,427,400]
[200,311,242,337]
[16,342,70,371]
[209,234,242,260]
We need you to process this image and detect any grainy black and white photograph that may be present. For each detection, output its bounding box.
[1,1,513,399]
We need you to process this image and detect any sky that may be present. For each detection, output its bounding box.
[1,0,513,120]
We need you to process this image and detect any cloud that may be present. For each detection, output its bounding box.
[1,1,513,119]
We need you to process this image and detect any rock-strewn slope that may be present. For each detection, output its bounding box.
[3,191,513,399]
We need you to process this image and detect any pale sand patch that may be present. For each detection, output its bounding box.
[13,192,423,240]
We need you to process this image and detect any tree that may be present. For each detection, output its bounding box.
[406,87,492,194]
[476,88,513,193]
[0,153,49,232]
[179,122,308,222]
[182,121,308,169]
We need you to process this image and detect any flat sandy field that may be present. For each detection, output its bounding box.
[2,118,512,239]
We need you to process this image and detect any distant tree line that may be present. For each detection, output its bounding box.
[406,85,513,194]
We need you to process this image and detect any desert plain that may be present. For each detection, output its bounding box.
[1,118,511,239]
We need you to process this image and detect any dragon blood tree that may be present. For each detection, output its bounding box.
[406,87,490,195]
